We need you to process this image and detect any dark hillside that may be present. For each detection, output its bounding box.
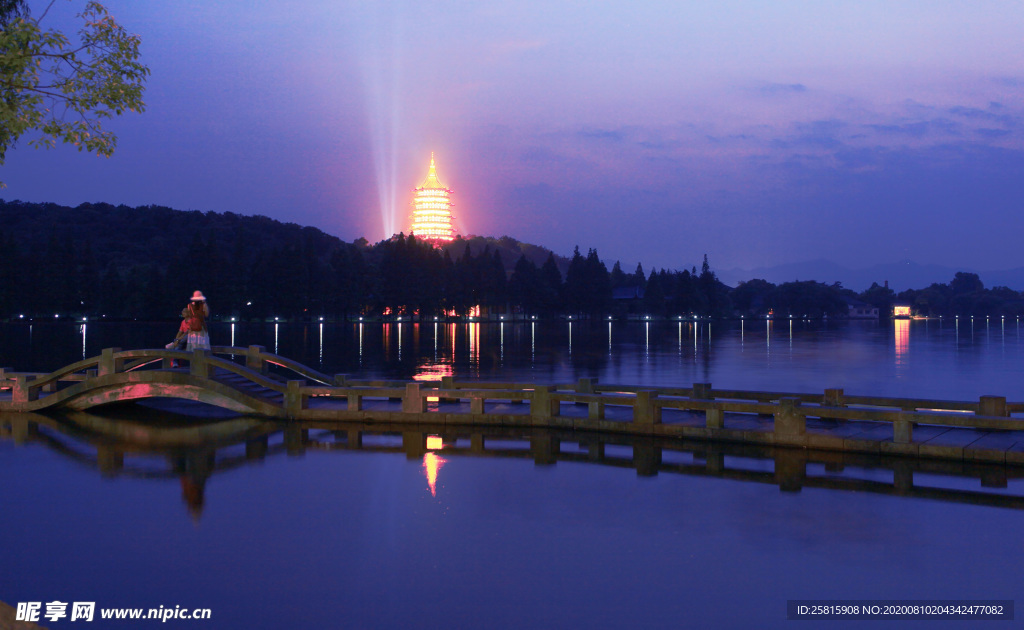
[441,234,570,278]
[0,200,343,271]
[0,199,361,320]
[3,200,1018,321]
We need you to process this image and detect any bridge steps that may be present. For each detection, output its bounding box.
[211,371,284,405]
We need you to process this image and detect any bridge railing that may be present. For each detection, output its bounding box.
[0,350,125,403]
[211,345,335,385]
[283,376,1024,449]
[5,352,1024,459]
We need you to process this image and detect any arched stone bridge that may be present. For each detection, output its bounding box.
[0,346,330,417]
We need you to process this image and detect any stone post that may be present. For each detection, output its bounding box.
[440,375,455,403]
[576,377,596,405]
[347,391,363,412]
[333,374,349,387]
[470,396,485,415]
[190,349,210,378]
[12,375,38,404]
[284,380,307,418]
[470,434,485,453]
[347,429,363,449]
[403,383,427,414]
[246,345,267,375]
[98,347,124,377]
[774,397,805,438]
[979,395,1008,417]
[633,390,661,425]
[706,403,724,429]
[893,411,913,444]
[822,388,844,420]
[530,385,559,419]
[823,388,844,407]
[692,382,713,399]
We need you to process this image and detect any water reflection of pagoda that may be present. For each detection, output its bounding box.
[410,153,455,243]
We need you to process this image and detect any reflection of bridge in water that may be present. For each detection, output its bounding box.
[4,345,1024,464]
[3,410,1023,519]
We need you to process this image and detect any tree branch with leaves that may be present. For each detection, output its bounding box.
[0,0,148,186]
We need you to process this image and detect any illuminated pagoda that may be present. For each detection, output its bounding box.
[410,153,455,243]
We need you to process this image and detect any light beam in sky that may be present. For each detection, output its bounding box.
[358,4,405,240]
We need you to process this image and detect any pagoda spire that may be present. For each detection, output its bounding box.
[420,151,445,189]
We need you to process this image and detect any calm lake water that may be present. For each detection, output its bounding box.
[2,319,1023,629]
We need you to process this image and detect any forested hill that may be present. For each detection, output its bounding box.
[0,199,570,320]
[0,200,569,277]
[442,235,569,277]
[3,200,1018,321]
[0,199,344,272]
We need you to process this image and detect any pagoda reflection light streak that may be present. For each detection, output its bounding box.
[423,436,446,497]
[410,153,455,242]
[414,361,452,403]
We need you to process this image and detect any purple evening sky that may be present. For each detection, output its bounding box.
[3,0,1023,273]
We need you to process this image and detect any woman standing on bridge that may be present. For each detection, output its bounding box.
[183,291,211,351]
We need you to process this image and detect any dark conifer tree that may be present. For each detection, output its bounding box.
[610,260,627,289]
[509,255,539,314]
[643,269,665,315]
[564,246,587,315]
[0,230,19,315]
[633,262,646,289]
[487,249,507,312]
[584,248,611,315]
[439,248,456,314]
[539,252,563,316]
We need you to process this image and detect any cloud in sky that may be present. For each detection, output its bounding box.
[759,83,808,96]
[3,0,1023,273]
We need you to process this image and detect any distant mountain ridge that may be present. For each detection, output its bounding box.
[718,259,1024,292]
